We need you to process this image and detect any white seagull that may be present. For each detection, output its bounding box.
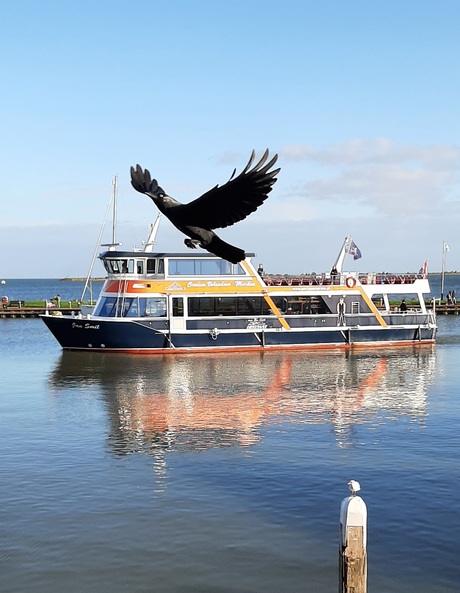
[348,480,361,496]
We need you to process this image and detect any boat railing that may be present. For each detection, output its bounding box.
[263,276,337,287]
[358,273,425,285]
[187,311,434,331]
[262,273,425,287]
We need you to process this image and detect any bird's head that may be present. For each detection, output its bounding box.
[348,480,361,496]
[146,179,166,201]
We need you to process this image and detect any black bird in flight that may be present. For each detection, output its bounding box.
[130,149,280,264]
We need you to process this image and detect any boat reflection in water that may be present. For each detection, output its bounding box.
[49,346,436,457]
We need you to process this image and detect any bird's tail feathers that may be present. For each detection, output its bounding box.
[208,236,245,264]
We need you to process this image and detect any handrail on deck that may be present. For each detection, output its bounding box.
[262,273,425,287]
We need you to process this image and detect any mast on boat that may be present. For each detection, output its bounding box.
[141,214,161,252]
[332,236,352,274]
[80,176,120,303]
[332,236,362,273]
[102,176,122,252]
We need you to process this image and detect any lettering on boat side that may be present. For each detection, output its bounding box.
[187,281,232,288]
[71,322,101,330]
[184,280,256,288]
[246,319,267,330]
[234,281,256,287]
[186,281,207,288]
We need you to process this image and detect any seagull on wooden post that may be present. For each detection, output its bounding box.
[130,150,280,264]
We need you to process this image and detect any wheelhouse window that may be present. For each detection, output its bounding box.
[168,259,245,276]
[100,256,165,276]
[120,298,140,317]
[146,259,156,274]
[103,259,135,274]
[94,296,118,317]
[93,296,138,317]
[142,258,164,275]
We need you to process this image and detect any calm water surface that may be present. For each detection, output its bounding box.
[1,280,460,592]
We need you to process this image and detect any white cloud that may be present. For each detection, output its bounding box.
[281,138,460,168]
[278,138,460,218]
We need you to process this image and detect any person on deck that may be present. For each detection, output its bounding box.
[337,297,346,326]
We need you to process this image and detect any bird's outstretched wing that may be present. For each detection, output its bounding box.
[180,149,280,229]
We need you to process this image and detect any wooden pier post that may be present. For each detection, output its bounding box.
[339,480,367,593]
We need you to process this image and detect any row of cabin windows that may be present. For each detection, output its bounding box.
[189,297,272,317]
[94,295,331,318]
[188,296,331,316]
[102,258,245,276]
[168,259,245,275]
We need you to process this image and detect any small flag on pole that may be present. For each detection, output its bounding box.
[347,240,362,260]
[419,260,428,277]
[444,242,450,252]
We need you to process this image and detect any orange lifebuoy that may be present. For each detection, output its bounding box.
[346,277,356,288]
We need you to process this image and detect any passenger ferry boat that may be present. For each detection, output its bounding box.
[41,232,437,353]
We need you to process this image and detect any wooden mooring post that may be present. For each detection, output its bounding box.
[339,480,367,593]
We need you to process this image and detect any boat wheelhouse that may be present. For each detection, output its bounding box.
[41,236,437,353]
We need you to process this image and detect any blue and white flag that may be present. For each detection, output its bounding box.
[348,240,362,260]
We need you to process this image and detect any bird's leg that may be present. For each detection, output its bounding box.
[184,239,201,249]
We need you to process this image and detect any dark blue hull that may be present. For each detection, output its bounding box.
[41,315,436,353]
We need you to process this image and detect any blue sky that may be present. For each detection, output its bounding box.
[1,0,460,278]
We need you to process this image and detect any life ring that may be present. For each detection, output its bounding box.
[346,277,356,288]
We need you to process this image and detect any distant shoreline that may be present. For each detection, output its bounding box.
[59,277,105,282]
[428,272,459,275]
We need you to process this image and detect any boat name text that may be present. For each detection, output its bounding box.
[72,322,100,330]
